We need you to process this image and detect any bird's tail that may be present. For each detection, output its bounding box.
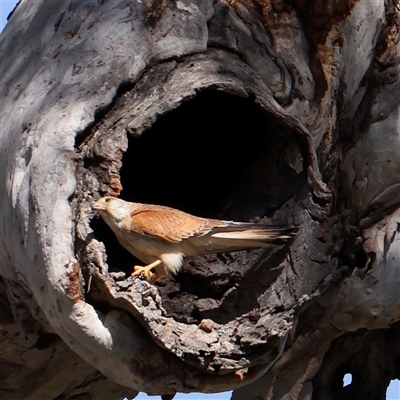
[193,225,297,254]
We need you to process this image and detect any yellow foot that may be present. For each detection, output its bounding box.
[131,260,162,283]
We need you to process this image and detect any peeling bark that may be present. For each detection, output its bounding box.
[0,0,399,399]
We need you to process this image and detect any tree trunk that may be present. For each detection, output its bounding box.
[1,1,399,399]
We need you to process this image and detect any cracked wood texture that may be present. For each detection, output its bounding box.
[1,1,399,399]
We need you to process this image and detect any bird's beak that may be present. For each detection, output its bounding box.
[93,199,105,210]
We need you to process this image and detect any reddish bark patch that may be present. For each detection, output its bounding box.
[228,0,359,101]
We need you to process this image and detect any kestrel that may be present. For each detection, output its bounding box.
[93,197,296,283]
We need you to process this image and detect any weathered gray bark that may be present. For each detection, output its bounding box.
[0,0,399,399]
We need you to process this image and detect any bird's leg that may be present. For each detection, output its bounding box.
[132,260,162,282]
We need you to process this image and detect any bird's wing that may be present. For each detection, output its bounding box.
[128,204,227,243]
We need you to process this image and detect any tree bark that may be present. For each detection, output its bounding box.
[0,0,399,399]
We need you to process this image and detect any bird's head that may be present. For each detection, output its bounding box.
[93,196,130,222]
[93,196,117,211]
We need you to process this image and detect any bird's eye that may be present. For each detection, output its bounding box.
[105,198,112,203]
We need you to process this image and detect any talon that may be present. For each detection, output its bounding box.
[132,266,154,281]
[131,260,162,283]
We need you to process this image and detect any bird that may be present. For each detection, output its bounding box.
[93,196,296,284]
